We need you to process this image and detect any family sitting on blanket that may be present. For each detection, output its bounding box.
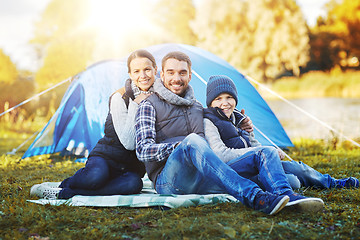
[30,49,359,215]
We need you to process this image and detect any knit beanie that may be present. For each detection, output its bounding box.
[206,75,238,107]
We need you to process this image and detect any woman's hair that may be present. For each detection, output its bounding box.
[161,51,192,71]
[127,49,157,73]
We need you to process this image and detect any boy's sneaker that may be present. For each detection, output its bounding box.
[253,191,289,215]
[334,177,359,188]
[30,184,61,199]
[285,193,324,212]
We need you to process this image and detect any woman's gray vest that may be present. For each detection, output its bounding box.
[144,93,204,182]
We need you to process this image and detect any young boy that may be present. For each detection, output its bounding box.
[203,75,358,196]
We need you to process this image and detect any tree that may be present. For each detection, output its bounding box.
[313,0,360,69]
[31,0,95,89]
[31,0,91,47]
[0,50,36,117]
[0,49,18,83]
[151,0,197,45]
[35,30,95,89]
[192,0,310,82]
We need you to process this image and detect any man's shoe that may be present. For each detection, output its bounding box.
[30,184,61,199]
[254,191,289,215]
[335,177,359,188]
[285,193,324,212]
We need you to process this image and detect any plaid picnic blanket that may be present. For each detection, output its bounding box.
[27,176,238,209]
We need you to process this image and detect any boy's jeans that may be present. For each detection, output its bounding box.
[155,134,293,208]
[226,146,297,194]
[281,160,337,188]
[250,159,337,190]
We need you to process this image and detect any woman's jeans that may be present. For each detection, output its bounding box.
[58,156,143,199]
[155,134,293,208]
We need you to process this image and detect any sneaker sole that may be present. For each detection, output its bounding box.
[269,195,289,215]
[286,198,324,212]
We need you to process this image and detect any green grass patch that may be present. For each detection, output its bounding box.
[266,70,360,99]
[1,129,360,239]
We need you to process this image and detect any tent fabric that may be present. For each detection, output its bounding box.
[23,43,292,159]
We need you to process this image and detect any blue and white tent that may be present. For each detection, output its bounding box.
[23,43,293,159]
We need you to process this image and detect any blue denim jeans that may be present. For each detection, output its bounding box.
[226,146,295,195]
[58,155,143,199]
[155,134,293,208]
[249,160,338,190]
[281,160,337,188]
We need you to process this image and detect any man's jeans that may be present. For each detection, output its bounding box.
[155,133,293,208]
[58,156,143,199]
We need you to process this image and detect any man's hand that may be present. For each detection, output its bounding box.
[134,92,152,104]
[239,109,254,133]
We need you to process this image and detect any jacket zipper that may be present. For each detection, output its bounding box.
[183,107,191,134]
[216,108,249,148]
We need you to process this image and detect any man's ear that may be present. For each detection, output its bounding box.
[160,70,165,82]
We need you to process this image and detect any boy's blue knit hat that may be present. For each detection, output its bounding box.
[206,75,238,107]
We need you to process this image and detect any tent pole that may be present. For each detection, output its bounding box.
[245,75,360,148]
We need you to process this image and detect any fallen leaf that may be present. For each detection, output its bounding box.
[18,227,28,232]
[131,223,142,230]
[224,226,236,239]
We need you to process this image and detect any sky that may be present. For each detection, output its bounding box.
[0,0,330,72]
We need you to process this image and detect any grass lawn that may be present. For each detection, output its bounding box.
[1,129,360,239]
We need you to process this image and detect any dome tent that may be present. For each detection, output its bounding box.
[22,43,293,159]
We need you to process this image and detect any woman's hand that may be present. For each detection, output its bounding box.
[134,92,152,104]
[277,149,285,160]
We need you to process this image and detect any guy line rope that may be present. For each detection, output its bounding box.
[1,77,72,155]
[244,74,360,148]
[0,77,72,118]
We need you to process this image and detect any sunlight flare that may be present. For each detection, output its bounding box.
[88,0,148,37]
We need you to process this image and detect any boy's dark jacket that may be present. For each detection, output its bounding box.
[203,107,251,149]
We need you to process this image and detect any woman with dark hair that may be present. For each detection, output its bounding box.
[30,49,158,199]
